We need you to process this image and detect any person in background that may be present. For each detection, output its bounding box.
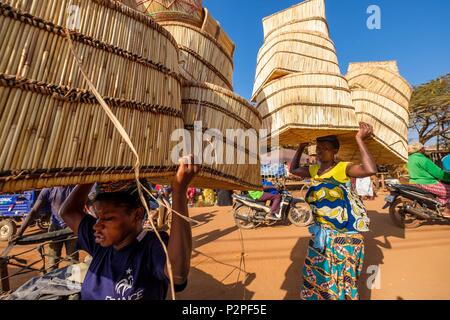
[14,186,79,271]
[187,187,196,207]
[248,179,282,220]
[59,155,199,300]
[442,153,450,171]
[289,122,377,300]
[407,142,450,217]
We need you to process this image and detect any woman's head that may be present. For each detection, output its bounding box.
[316,135,340,163]
[408,141,424,155]
[90,183,148,248]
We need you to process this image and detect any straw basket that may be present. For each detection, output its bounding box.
[252,30,340,100]
[181,81,262,190]
[337,90,409,164]
[0,0,183,192]
[201,8,235,61]
[338,61,412,164]
[161,21,234,90]
[256,72,359,146]
[135,0,203,27]
[262,0,329,43]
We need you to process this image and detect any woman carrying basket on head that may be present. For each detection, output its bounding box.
[289,122,377,300]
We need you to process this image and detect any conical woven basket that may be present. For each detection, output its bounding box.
[181,81,262,190]
[0,0,183,192]
[262,0,329,43]
[346,61,413,110]
[135,0,204,27]
[252,30,340,100]
[160,22,234,90]
[256,72,359,146]
[338,61,412,164]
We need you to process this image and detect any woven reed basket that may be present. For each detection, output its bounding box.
[338,61,412,164]
[252,0,334,100]
[135,0,204,27]
[256,72,359,146]
[160,21,234,90]
[0,0,184,192]
[181,81,262,190]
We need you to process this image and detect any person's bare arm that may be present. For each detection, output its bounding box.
[289,143,310,178]
[346,122,378,178]
[59,184,93,234]
[14,200,44,240]
[166,155,199,284]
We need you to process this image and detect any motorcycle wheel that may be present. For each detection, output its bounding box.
[288,202,313,227]
[389,198,422,229]
[0,219,17,241]
[234,206,256,230]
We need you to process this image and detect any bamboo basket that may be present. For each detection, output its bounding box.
[181,81,262,190]
[346,61,413,109]
[252,30,340,100]
[201,8,235,60]
[262,0,329,43]
[160,21,234,90]
[0,0,184,192]
[135,0,203,27]
[337,89,409,164]
[256,72,359,146]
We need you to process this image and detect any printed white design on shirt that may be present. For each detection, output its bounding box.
[105,268,144,300]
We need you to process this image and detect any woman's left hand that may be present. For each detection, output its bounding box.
[356,122,373,140]
[172,155,200,191]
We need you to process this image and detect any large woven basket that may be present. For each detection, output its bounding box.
[0,0,183,192]
[338,61,412,164]
[262,0,329,43]
[256,72,359,146]
[346,61,412,110]
[201,8,235,61]
[252,30,340,100]
[181,81,262,190]
[135,0,203,27]
[160,21,234,90]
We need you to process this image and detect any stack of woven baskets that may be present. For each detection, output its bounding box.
[0,0,261,192]
[338,61,412,163]
[140,0,262,189]
[252,0,412,164]
[253,0,359,146]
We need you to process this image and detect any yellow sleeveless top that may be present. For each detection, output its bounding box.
[309,162,351,184]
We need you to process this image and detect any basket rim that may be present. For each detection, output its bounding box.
[262,0,325,22]
[159,21,234,66]
[346,62,412,90]
[182,80,262,120]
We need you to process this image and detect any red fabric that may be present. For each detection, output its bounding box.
[415,182,450,205]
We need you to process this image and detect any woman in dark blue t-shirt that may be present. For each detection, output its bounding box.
[60,156,199,300]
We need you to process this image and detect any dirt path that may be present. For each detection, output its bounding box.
[2,196,450,299]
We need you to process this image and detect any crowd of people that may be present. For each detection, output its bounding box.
[8,122,449,301]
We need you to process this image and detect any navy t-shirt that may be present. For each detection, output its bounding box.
[77,214,184,300]
[38,187,75,228]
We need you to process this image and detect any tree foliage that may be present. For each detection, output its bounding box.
[410,74,450,148]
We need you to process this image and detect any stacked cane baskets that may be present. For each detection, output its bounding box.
[0,0,184,192]
[253,0,359,146]
[142,2,260,188]
[181,81,261,189]
[338,61,412,164]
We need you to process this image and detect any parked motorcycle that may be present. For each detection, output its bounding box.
[384,183,449,228]
[232,183,313,229]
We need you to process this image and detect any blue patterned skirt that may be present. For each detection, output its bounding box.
[301,228,365,300]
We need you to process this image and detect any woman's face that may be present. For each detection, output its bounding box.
[316,141,338,163]
[91,200,143,247]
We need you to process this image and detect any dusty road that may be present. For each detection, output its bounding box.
[2,196,450,300]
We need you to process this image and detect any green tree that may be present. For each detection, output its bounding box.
[410,74,450,149]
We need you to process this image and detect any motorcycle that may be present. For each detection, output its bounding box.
[231,182,313,229]
[384,183,449,228]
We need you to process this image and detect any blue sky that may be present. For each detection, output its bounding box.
[203,0,450,100]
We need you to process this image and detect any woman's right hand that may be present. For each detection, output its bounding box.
[356,122,373,141]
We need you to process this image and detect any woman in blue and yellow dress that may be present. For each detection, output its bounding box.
[289,123,377,300]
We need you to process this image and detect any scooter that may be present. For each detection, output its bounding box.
[384,183,449,228]
[231,182,313,229]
